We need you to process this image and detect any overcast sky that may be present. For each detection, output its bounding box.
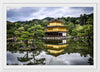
[7,7,93,22]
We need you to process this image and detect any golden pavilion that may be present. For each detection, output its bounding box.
[44,40,69,57]
[44,19,68,39]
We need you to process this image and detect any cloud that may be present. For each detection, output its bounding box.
[7,7,41,22]
[7,7,93,22]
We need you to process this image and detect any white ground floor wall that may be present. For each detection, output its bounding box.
[62,32,66,36]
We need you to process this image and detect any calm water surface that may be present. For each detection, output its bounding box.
[7,39,93,65]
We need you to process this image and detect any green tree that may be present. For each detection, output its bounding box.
[28,24,45,48]
[18,31,32,46]
[86,17,93,25]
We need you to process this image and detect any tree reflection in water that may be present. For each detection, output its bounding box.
[25,51,45,65]
[17,51,32,62]
[7,39,93,65]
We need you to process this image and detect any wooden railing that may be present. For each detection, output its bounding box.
[43,36,71,40]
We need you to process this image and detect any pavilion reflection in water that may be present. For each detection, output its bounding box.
[44,39,69,56]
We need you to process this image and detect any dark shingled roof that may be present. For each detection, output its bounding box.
[48,19,64,23]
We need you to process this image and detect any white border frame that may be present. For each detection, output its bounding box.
[0,0,100,72]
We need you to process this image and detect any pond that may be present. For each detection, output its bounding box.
[7,39,93,65]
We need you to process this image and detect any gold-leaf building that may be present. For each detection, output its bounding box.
[44,19,68,38]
